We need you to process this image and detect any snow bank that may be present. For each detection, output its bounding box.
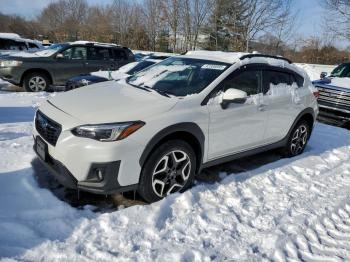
[0,92,350,261]
[295,63,336,81]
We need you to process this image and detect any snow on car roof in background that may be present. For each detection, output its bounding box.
[185,50,249,63]
[0,33,21,39]
[69,41,122,47]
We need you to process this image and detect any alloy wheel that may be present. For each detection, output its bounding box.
[290,124,308,155]
[151,150,191,197]
[28,76,47,91]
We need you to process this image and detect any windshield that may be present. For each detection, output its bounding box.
[127,60,156,75]
[330,63,350,77]
[126,57,229,97]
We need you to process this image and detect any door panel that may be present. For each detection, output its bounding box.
[262,70,305,143]
[54,46,87,85]
[207,69,268,160]
[86,47,118,73]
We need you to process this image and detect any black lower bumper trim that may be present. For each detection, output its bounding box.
[33,145,137,195]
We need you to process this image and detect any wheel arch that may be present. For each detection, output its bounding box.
[287,107,315,140]
[21,68,53,87]
[139,122,205,174]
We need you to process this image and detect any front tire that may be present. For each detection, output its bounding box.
[24,72,50,92]
[138,140,196,203]
[282,120,310,157]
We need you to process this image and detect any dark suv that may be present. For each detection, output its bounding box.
[0,41,135,92]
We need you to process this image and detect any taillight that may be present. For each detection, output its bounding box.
[313,91,319,99]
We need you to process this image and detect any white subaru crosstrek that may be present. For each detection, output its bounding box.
[33,51,319,203]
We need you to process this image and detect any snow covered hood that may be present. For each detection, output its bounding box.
[326,77,350,89]
[47,80,178,124]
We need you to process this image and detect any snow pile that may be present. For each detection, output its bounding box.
[0,79,11,91]
[295,63,336,81]
[0,91,350,261]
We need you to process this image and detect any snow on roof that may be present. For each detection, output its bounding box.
[69,41,121,47]
[185,50,249,64]
[0,33,21,40]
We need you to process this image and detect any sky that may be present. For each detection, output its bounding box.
[0,0,347,48]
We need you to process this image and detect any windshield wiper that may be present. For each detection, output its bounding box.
[125,78,151,92]
[141,85,173,98]
[152,88,171,97]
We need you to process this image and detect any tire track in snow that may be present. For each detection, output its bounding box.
[275,200,350,262]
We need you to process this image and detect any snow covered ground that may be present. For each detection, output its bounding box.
[0,87,350,261]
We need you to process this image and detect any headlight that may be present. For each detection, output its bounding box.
[71,121,145,141]
[0,60,22,67]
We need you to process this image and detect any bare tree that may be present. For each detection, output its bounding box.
[162,0,181,52]
[192,0,212,49]
[321,0,350,41]
[263,0,299,55]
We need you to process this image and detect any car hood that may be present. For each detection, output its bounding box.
[313,77,350,89]
[48,80,178,124]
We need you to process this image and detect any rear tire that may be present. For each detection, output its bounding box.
[138,140,196,203]
[281,120,310,157]
[24,72,50,92]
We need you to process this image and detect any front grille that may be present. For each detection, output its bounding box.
[35,110,62,146]
[317,85,350,108]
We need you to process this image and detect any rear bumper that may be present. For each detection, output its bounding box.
[33,143,137,195]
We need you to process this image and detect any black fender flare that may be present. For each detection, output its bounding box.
[139,122,205,169]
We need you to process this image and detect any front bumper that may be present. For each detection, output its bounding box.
[32,103,145,194]
[318,104,350,125]
[0,67,24,85]
[33,143,137,194]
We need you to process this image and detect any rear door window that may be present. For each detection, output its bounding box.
[87,47,112,61]
[263,70,293,93]
[114,49,127,61]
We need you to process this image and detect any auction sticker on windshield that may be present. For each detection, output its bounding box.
[201,64,227,70]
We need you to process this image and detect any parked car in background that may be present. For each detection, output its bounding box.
[0,41,135,92]
[0,33,43,56]
[65,56,170,90]
[313,62,350,125]
[33,51,318,203]
[133,51,174,61]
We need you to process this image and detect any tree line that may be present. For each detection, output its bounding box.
[0,0,350,64]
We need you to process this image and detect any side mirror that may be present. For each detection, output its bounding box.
[221,89,248,109]
[320,72,327,79]
[56,53,64,59]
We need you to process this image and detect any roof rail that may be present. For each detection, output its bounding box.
[239,54,292,64]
